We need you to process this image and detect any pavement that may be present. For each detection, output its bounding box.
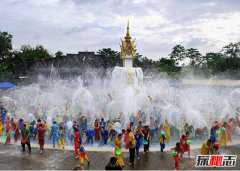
[0,142,239,170]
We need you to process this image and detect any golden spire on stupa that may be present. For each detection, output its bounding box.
[120,20,137,59]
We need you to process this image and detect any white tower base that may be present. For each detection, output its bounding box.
[123,57,133,68]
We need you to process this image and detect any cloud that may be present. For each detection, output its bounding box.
[0,0,240,60]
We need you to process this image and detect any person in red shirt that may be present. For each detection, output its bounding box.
[172,142,182,170]
[37,123,46,154]
[5,116,11,144]
[94,119,100,141]
[173,153,180,170]
[180,133,190,158]
[12,119,19,143]
[122,129,129,149]
[73,125,80,159]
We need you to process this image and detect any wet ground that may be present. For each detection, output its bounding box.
[0,144,239,170]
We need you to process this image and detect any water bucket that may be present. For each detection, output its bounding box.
[115,148,122,156]
[171,150,177,157]
[143,139,148,145]
[187,139,192,145]
[160,131,165,136]
[1,135,7,143]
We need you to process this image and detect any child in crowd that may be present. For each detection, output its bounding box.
[58,123,65,149]
[159,131,166,152]
[172,142,182,170]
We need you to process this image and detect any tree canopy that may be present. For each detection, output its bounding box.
[1,30,240,81]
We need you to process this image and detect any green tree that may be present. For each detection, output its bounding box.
[222,42,240,58]
[169,44,186,65]
[6,45,51,76]
[186,48,202,66]
[96,48,121,67]
[133,53,155,69]
[156,58,181,75]
[201,52,224,74]
[0,31,13,80]
[0,31,12,62]
[55,51,64,58]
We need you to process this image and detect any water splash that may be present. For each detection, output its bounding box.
[1,67,240,129]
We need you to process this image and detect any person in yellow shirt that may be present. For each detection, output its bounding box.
[127,129,136,166]
[200,139,211,155]
[114,134,125,167]
[218,122,228,147]
[0,118,3,136]
[107,120,114,142]
[162,120,171,143]
[58,123,65,149]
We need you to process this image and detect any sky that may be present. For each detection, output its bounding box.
[0,0,240,60]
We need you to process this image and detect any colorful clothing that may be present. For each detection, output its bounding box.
[21,127,31,153]
[135,133,142,158]
[79,146,89,166]
[37,126,46,151]
[74,130,80,157]
[180,136,190,152]
[159,135,166,152]
[123,132,129,149]
[94,122,100,141]
[58,128,65,149]
[114,138,125,167]
[12,120,19,143]
[200,142,210,155]
[219,127,227,147]
[0,121,3,136]
[173,155,180,170]
[5,118,11,144]
[162,122,171,143]
[50,123,59,147]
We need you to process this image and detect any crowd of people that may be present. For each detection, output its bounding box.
[0,106,238,170]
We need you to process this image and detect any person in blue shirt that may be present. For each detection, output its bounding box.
[18,118,24,130]
[86,127,94,145]
[210,121,219,143]
[100,118,106,130]
[29,120,36,140]
[50,121,59,148]
[135,128,143,159]
[1,109,7,124]
[102,128,109,145]
[129,114,136,130]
